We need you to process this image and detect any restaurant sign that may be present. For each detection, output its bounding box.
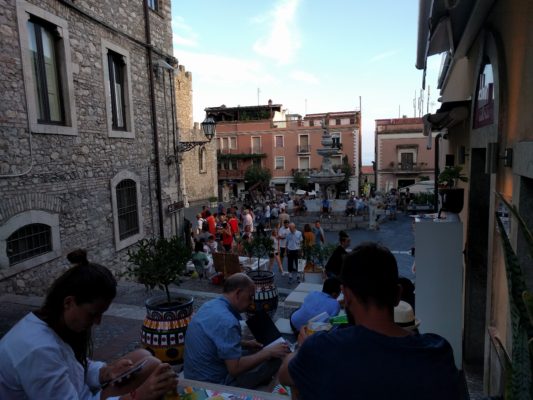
[473,63,494,129]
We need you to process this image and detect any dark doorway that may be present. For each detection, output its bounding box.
[464,148,490,365]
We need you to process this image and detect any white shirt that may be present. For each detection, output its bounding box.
[0,313,116,400]
[278,226,290,248]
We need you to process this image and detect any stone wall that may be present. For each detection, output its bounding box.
[174,65,217,205]
[0,0,179,295]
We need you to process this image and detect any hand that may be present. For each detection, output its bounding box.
[135,363,178,400]
[100,358,134,385]
[264,342,290,359]
[242,339,263,350]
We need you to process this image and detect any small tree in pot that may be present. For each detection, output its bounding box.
[126,236,193,364]
[438,166,469,214]
[127,235,191,304]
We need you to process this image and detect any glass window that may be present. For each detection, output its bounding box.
[252,158,261,167]
[116,179,139,240]
[7,223,52,266]
[108,50,126,130]
[28,19,63,124]
[275,156,284,170]
[299,157,310,170]
[275,136,284,147]
[252,137,261,153]
[148,0,158,11]
[229,137,237,149]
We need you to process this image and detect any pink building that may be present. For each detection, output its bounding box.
[207,103,361,199]
[374,117,435,192]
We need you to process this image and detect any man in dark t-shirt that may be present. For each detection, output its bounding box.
[279,242,461,400]
[324,231,350,278]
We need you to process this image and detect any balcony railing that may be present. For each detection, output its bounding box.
[297,145,311,154]
[382,162,430,173]
[218,169,245,179]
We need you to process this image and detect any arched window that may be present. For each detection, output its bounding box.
[199,146,207,173]
[0,210,61,271]
[116,179,139,240]
[111,170,143,250]
[7,223,52,266]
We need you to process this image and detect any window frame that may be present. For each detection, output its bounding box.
[16,1,77,135]
[298,156,310,171]
[111,171,143,250]
[147,0,159,11]
[275,135,284,148]
[199,146,207,173]
[0,210,61,274]
[275,156,285,170]
[102,39,135,138]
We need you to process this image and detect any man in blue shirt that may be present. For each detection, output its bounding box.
[290,278,341,334]
[279,242,461,400]
[184,273,289,388]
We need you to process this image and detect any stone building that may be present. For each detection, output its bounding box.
[208,103,361,199]
[374,117,437,192]
[174,65,217,206]
[0,0,184,294]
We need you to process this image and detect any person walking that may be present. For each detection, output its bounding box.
[286,223,303,284]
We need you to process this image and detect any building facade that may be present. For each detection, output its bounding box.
[417,0,533,395]
[374,117,436,192]
[208,103,361,199]
[174,65,217,206]
[0,0,182,294]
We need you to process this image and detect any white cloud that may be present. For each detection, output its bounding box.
[369,49,401,63]
[252,0,301,65]
[290,70,319,84]
[172,16,198,48]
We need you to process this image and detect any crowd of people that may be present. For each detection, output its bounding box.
[182,242,461,399]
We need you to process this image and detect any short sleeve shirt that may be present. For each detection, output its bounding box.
[184,297,242,384]
[289,325,461,400]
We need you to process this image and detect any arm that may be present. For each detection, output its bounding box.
[278,352,297,386]
[224,342,288,377]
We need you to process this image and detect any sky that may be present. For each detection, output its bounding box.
[171,0,441,164]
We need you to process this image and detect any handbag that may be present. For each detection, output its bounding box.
[297,258,306,272]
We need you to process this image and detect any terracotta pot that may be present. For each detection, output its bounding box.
[246,270,278,318]
[140,295,193,364]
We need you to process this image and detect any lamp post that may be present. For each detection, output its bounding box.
[177,116,216,153]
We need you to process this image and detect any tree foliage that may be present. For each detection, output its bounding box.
[244,165,272,189]
[292,170,309,190]
[126,236,191,304]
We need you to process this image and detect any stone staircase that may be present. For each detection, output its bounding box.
[288,211,367,231]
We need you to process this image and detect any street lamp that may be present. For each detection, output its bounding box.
[177,115,216,153]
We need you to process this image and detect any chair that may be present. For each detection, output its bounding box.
[212,252,226,275]
[224,253,242,277]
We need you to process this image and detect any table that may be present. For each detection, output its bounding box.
[178,378,286,399]
[293,282,322,293]
[239,256,269,271]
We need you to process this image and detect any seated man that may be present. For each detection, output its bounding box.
[290,278,341,335]
[184,273,289,389]
[345,197,356,216]
[279,242,461,400]
[321,197,331,218]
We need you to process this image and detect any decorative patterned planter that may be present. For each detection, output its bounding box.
[246,270,278,318]
[141,295,193,364]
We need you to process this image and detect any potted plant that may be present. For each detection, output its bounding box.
[303,243,337,283]
[127,235,193,364]
[438,165,468,214]
[208,196,218,208]
[242,236,279,318]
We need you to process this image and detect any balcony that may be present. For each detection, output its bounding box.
[382,162,430,174]
[297,145,311,154]
[218,169,245,180]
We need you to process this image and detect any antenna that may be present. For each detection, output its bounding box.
[257,88,260,105]
[305,98,307,115]
[413,90,417,117]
